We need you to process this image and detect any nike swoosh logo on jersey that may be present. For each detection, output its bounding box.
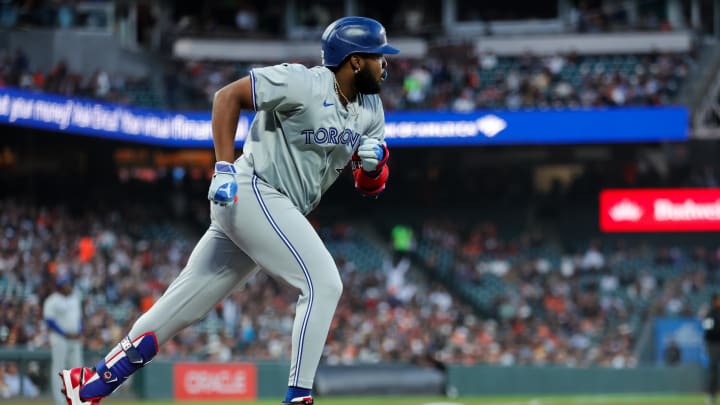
[323,100,334,107]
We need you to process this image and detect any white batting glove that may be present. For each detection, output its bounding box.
[357,136,385,172]
[208,161,238,206]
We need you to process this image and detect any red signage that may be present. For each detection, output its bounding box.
[173,363,257,401]
[600,188,720,232]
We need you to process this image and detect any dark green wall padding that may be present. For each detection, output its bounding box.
[446,364,705,396]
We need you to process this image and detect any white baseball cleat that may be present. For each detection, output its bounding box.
[284,395,314,404]
[59,368,102,405]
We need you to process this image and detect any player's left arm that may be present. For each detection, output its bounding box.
[353,99,390,196]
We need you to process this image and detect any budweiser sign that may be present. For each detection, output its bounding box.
[600,189,720,232]
[174,363,257,401]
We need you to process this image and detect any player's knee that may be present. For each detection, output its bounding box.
[315,273,343,303]
[330,276,343,301]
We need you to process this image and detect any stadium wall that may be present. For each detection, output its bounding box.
[446,364,705,396]
[0,349,705,400]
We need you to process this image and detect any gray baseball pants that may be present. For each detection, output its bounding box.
[126,173,342,389]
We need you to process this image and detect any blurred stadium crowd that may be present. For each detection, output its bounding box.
[163,49,695,112]
[0,46,696,112]
[0,0,702,113]
[1,193,717,375]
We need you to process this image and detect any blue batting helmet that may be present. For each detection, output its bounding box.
[321,16,399,67]
[56,275,72,288]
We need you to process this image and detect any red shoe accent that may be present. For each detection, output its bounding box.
[59,368,102,405]
[285,396,314,405]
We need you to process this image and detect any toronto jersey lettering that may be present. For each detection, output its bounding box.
[238,63,386,214]
[302,128,362,146]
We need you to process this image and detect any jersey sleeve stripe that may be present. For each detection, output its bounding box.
[251,174,314,386]
[249,69,258,111]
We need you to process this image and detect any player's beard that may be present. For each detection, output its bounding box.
[355,67,382,95]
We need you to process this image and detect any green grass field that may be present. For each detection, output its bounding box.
[106,395,705,405]
[6,394,707,405]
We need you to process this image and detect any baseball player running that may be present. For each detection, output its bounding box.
[59,16,398,405]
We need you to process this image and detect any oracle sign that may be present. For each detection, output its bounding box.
[600,188,720,232]
[173,363,257,401]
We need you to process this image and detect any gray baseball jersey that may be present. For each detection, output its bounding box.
[240,63,385,214]
[127,63,388,389]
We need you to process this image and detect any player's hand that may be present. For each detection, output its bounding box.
[208,161,238,206]
[357,136,385,172]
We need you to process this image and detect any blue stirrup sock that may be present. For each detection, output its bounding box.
[80,333,158,401]
[285,386,312,403]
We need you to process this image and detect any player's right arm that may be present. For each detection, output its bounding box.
[208,64,311,206]
[211,76,254,163]
[42,295,67,337]
[208,77,254,206]
[211,64,310,162]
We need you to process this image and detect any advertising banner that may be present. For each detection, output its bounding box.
[654,317,706,366]
[384,107,687,146]
[173,362,257,401]
[600,188,720,232]
[0,88,688,147]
